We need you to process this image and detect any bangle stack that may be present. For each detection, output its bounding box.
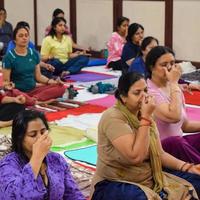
[139,116,152,128]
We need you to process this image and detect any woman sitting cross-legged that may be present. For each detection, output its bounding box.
[90,72,200,200]
[0,110,86,200]
[0,91,25,127]
[41,17,89,79]
[2,25,65,105]
[146,46,200,164]
[128,36,158,78]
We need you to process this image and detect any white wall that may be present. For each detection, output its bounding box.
[76,0,113,50]
[5,0,35,43]
[123,1,165,45]
[37,0,70,45]
[173,0,200,61]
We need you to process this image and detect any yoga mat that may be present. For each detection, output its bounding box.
[186,106,200,120]
[87,58,107,67]
[87,95,116,108]
[51,138,95,152]
[49,125,85,147]
[46,104,106,121]
[0,126,12,136]
[67,71,117,82]
[184,91,200,106]
[64,145,97,166]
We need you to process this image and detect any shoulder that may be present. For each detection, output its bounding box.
[43,36,52,43]
[2,50,16,64]
[63,35,72,42]
[0,152,20,167]
[101,107,126,122]
[5,21,12,28]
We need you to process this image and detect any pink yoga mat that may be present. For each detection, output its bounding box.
[186,106,200,120]
[87,95,116,108]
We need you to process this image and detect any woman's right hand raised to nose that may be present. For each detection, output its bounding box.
[164,64,182,83]
[32,131,52,160]
[140,95,156,118]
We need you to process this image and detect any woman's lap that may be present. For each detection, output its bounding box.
[164,168,200,198]
[91,180,147,200]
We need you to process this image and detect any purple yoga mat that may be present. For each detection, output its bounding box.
[67,71,117,82]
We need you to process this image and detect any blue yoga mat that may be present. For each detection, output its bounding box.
[87,58,107,67]
[64,145,97,165]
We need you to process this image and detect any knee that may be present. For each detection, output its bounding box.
[79,55,89,63]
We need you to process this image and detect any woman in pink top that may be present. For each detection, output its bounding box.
[146,46,200,164]
[107,17,129,74]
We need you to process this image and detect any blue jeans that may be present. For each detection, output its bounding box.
[48,55,89,75]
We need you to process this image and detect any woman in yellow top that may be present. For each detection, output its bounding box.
[41,17,89,79]
[91,72,200,200]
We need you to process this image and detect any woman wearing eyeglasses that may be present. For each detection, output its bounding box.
[146,46,200,164]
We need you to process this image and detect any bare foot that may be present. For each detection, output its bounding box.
[61,71,70,78]
[35,99,56,105]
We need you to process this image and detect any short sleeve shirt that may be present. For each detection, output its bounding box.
[147,79,187,140]
[41,35,72,63]
[2,48,40,92]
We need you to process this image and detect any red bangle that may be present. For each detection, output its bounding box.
[139,123,151,128]
[140,116,152,125]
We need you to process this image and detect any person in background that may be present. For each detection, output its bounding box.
[107,16,129,73]
[0,110,86,199]
[0,90,25,128]
[128,36,158,78]
[2,25,65,105]
[6,21,55,78]
[45,8,90,51]
[90,72,200,200]
[0,8,13,57]
[121,23,144,66]
[146,46,200,164]
[41,17,89,78]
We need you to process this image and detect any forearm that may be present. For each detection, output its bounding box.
[36,74,49,84]
[182,121,200,133]
[1,96,15,103]
[169,83,182,117]
[131,126,151,162]
[161,151,185,171]
[29,154,43,178]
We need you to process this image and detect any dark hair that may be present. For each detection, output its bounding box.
[13,25,29,40]
[115,72,144,101]
[145,46,175,78]
[16,21,30,29]
[11,110,49,154]
[126,23,144,42]
[48,17,66,37]
[116,16,129,31]
[53,8,64,18]
[137,36,159,57]
[0,8,6,13]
